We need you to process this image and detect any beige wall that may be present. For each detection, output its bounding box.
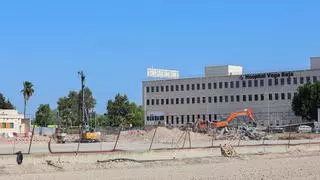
[0,109,24,134]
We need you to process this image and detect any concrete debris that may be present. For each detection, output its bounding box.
[220,144,236,157]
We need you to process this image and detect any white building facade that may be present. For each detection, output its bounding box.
[143,57,320,127]
[0,109,24,134]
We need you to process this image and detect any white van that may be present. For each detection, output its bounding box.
[297,125,312,133]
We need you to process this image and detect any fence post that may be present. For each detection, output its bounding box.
[76,125,82,156]
[113,126,122,151]
[149,123,160,151]
[188,128,192,149]
[28,126,35,154]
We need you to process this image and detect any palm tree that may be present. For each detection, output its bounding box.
[21,81,35,119]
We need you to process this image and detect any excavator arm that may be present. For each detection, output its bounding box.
[212,108,256,128]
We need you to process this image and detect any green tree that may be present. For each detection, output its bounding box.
[21,81,34,119]
[35,104,54,126]
[0,93,15,109]
[292,82,320,121]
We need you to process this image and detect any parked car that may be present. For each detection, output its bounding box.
[270,126,285,133]
[297,125,312,133]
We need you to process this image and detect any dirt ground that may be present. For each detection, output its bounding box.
[1,145,320,180]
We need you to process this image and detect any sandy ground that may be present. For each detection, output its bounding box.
[1,144,320,180]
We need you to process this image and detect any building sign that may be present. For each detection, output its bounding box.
[240,71,294,80]
[147,68,180,79]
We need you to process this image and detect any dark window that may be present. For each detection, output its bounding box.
[208,83,212,89]
[248,95,252,101]
[171,99,174,104]
[161,99,164,105]
[181,98,184,104]
[151,86,154,92]
[260,80,264,87]
[225,96,228,102]
[192,115,195,123]
[236,81,240,88]
[170,116,174,124]
[236,95,240,102]
[281,93,285,100]
[242,81,246,87]
[166,86,169,92]
[275,79,279,85]
[208,97,212,103]
[287,93,292,100]
[231,96,234,102]
[146,87,150,93]
[147,99,150,105]
[306,76,311,83]
[192,84,195,90]
[156,86,159,92]
[300,77,304,84]
[219,82,223,89]
[209,114,212,121]
[156,99,159,105]
[313,76,318,83]
[187,98,190,104]
[176,98,179,104]
[214,114,217,120]
[176,85,179,91]
[281,78,285,85]
[287,78,291,85]
[254,80,258,87]
[293,77,298,84]
[230,82,234,88]
[275,93,279,100]
[255,95,258,101]
[219,96,223,103]
[176,117,179,124]
[197,84,200,90]
[243,95,247,102]
[171,85,174,91]
[202,97,206,103]
[248,80,252,87]
[166,99,169,105]
[261,94,265,101]
[181,85,184,91]
[269,94,273,100]
[197,114,200,119]
[187,115,190,123]
[214,96,217,103]
[202,83,206,90]
[202,115,206,120]
[213,83,217,89]
[161,86,164,92]
[224,82,228,88]
[192,97,195,104]
[197,97,200,103]
[152,99,155,105]
[186,84,190,91]
[268,79,272,86]
[166,116,169,125]
[181,115,184,124]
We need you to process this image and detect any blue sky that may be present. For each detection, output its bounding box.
[1,0,319,116]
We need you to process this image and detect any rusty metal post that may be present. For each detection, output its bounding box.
[113,127,122,151]
[76,126,82,156]
[288,120,292,149]
[182,130,187,149]
[28,126,35,154]
[175,131,185,148]
[149,124,159,151]
[188,129,192,149]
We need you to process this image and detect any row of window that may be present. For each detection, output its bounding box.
[146,92,296,106]
[0,122,14,129]
[146,76,318,93]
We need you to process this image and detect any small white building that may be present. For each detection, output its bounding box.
[0,109,25,134]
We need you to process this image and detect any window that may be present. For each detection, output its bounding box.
[236,81,240,88]
[300,77,304,84]
[281,78,285,85]
[147,100,150,105]
[152,99,155,105]
[146,87,150,93]
[181,115,184,124]
[192,84,195,90]
[171,85,174,92]
[197,84,200,90]
[269,94,273,100]
[313,76,318,82]
[187,115,190,123]
[197,97,200,103]
[166,99,169,105]
[176,85,179,91]
[268,79,272,86]
[202,115,206,120]
[181,85,184,91]
[181,98,184,104]
[156,86,159,92]
[208,83,212,89]
[287,93,292,100]
[192,115,195,123]
[225,96,228,102]
[209,114,212,121]
[254,95,258,101]
[192,97,195,104]
[236,95,240,102]
[176,117,179,124]
[306,76,311,83]
[287,78,291,85]
[260,94,265,101]
[202,83,206,90]
[213,83,217,89]
[202,97,206,103]
[248,95,252,101]
[161,86,164,92]
[187,98,190,104]
[254,80,258,87]
[275,79,279,85]
[281,93,285,100]
[208,97,212,103]
[248,80,252,87]
[275,93,279,100]
[197,114,200,119]
[224,82,228,88]
[219,82,223,89]
[230,81,234,88]
[186,84,190,91]
[242,81,246,87]
[293,77,297,85]
[166,86,169,92]
[214,96,217,103]
[156,99,159,105]
[151,86,154,92]
[214,114,217,120]
[161,99,164,105]
[231,96,234,102]
[219,96,223,103]
[171,99,174,104]
[166,116,169,125]
[260,80,264,87]
[243,95,247,102]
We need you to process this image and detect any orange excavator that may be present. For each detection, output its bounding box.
[212,108,256,128]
